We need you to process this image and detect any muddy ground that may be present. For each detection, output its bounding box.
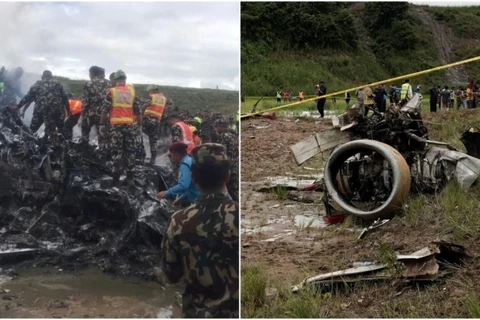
[0,267,180,318]
[241,112,480,317]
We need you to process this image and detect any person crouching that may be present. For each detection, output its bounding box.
[157,142,199,207]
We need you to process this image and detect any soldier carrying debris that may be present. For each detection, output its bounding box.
[142,84,171,165]
[81,66,111,155]
[215,117,239,201]
[159,143,239,318]
[100,70,142,185]
[15,70,70,143]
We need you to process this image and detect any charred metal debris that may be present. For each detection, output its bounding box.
[318,94,480,221]
[0,107,176,279]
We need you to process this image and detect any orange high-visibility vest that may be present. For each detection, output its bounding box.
[69,99,82,116]
[174,121,195,154]
[145,93,166,119]
[110,85,135,125]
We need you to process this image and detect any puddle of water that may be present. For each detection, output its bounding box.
[0,267,179,318]
[294,214,328,229]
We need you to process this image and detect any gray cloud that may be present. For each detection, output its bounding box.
[0,2,240,90]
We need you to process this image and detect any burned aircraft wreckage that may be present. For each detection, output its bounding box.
[0,107,177,279]
[323,94,480,220]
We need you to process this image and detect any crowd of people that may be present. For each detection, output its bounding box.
[0,65,239,318]
[428,83,480,112]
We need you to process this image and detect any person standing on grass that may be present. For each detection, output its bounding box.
[276,90,281,104]
[355,86,364,108]
[363,85,375,116]
[429,85,438,112]
[466,85,474,109]
[316,81,326,118]
[441,86,451,110]
[450,87,455,109]
[299,90,304,101]
[345,91,351,107]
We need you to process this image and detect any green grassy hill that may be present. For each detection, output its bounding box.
[241,2,480,98]
[53,76,239,115]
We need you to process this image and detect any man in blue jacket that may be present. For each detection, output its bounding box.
[157,142,199,207]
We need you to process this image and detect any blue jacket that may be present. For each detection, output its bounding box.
[165,155,199,204]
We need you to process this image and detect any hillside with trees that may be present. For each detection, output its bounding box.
[241,2,480,96]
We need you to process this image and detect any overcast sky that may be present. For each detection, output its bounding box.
[0,2,240,90]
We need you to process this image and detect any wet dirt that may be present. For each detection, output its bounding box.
[0,267,180,318]
[241,116,447,283]
[241,113,480,317]
[241,117,346,283]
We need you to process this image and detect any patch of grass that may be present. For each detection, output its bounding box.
[436,182,480,242]
[242,264,268,317]
[464,291,480,317]
[401,194,432,228]
[270,186,288,200]
[54,76,238,114]
[377,240,405,277]
[241,264,330,318]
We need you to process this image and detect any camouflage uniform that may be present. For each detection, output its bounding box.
[102,88,141,176]
[17,78,68,140]
[81,77,111,150]
[160,144,239,318]
[170,122,183,143]
[217,130,239,201]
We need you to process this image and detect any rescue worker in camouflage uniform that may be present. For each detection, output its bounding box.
[1,67,24,108]
[81,66,110,154]
[100,70,142,185]
[142,85,171,165]
[15,70,70,142]
[165,113,196,155]
[215,118,239,201]
[159,143,239,318]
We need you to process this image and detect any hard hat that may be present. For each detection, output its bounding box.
[193,116,202,124]
[114,70,126,80]
[146,84,160,92]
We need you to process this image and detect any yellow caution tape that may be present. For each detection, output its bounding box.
[241,56,480,119]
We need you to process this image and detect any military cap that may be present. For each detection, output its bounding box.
[191,143,229,165]
[169,142,188,154]
[114,70,127,80]
[146,84,159,92]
